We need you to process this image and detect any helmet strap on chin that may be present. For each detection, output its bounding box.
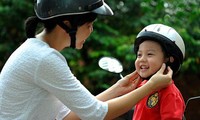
[57,21,77,48]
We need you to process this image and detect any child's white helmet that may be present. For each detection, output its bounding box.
[134,24,185,74]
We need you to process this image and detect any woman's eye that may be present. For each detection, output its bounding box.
[89,25,93,28]
[88,23,93,27]
[87,24,93,29]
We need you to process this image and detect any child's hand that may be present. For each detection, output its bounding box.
[116,71,142,96]
[147,63,173,91]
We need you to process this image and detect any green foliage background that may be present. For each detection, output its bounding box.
[0,0,200,118]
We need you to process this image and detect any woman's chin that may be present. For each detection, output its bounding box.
[76,45,83,49]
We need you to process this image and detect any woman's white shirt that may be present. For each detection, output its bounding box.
[0,38,108,120]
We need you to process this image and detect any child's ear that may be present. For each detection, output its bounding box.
[169,56,174,63]
[164,56,174,63]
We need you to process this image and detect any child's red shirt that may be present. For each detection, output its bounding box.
[132,80,185,120]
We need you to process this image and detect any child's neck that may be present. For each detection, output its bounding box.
[142,75,152,81]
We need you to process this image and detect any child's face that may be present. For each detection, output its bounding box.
[135,40,166,78]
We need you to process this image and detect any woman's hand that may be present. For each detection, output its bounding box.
[116,71,142,96]
[96,71,142,101]
[147,63,173,91]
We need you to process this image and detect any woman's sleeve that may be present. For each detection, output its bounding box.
[34,51,108,120]
[55,104,71,120]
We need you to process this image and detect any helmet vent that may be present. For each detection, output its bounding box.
[157,27,161,32]
[78,6,83,11]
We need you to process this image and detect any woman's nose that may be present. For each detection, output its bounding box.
[90,26,93,32]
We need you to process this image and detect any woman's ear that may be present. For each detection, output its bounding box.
[63,20,71,28]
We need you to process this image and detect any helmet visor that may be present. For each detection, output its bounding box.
[92,1,113,15]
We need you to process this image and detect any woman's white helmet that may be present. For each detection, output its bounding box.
[134,24,185,74]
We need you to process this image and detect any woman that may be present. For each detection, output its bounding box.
[0,0,172,120]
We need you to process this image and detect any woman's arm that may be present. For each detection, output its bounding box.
[63,75,140,120]
[64,63,172,120]
[63,74,140,120]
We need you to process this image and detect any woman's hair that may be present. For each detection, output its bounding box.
[25,13,97,38]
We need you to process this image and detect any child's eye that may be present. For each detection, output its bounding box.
[148,53,154,56]
[137,53,142,57]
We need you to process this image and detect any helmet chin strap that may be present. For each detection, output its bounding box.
[68,29,77,48]
[57,21,77,48]
[142,75,152,80]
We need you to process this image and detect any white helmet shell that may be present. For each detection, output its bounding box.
[137,24,185,58]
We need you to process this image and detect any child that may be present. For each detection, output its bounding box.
[132,24,185,120]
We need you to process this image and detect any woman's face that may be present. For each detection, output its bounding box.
[75,22,94,49]
[135,40,166,78]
